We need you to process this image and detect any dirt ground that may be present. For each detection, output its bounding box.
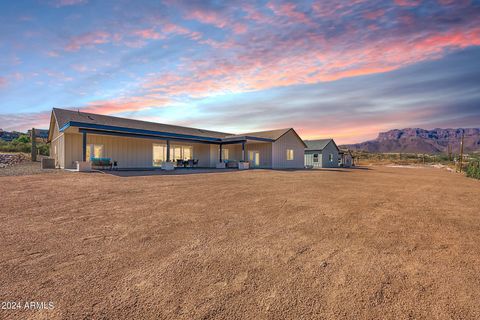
[1,166,479,319]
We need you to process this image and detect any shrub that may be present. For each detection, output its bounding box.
[466,160,480,180]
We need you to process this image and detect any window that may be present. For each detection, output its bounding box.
[222,148,229,160]
[153,144,166,166]
[313,153,319,162]
[329,153,334,162]
[170,145,193,161]
[86,144,103,160]
[287,149,294,160]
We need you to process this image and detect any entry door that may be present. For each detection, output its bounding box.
[249,151,260,167]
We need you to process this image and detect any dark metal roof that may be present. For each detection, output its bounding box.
[53,108,231,139]
[304,139,338,151]
[51,108,307,146]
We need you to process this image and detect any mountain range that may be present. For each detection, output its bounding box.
[341,128,480,154]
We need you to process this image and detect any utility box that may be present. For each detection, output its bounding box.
[41,158,55,169]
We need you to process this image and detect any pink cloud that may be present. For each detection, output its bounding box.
[0,77,7,88]
[363,9,386,20]
[0,111,51,131]
[65,31,110,51]
[133,29,165,40]
[394,0,422,7]
[143,25,480,100]
[266,1,313,25]
[185,9,228,28]
[51,0,87,7]
[82,96,170,114]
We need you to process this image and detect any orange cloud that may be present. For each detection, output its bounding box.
[82,96,170,114]
[143,25,480,100]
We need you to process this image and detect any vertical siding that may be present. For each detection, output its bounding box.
[320,142,339,168]
[210,145,219,167]
[245,142,272,168]
[63,132,221,169]
[193,144,211,167]
[272,130,305,169]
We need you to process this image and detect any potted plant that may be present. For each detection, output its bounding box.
[238,161,249,170]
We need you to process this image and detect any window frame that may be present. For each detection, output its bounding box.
[286,149,294,161]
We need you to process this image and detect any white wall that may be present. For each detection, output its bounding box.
[272,130,305,169]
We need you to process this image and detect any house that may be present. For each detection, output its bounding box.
[28,128,49,141]
[48,108,307,170]
[304,139,340,168]
[339,149,353,167]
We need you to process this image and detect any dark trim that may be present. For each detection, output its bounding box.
[64,121,223,143]
[219,144,223,162]
[242,142,245,161]
[222,135,274,143]
[166,140,170,161]
[78,128,221,145]
[82,131,87,161]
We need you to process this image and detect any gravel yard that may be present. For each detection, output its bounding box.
[0,166,479,319]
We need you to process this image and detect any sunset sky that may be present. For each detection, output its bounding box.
[0,0,479,143]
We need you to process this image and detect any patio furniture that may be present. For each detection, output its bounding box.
[176,159,184,167]
[226,160,238,168]
[188,159,194,167]
[91,157,112,170]
[193,159,199,167]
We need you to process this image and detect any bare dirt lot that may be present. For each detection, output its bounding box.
[1,167,479,319]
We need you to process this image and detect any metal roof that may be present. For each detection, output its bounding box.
[304,139,337,151]
[51,108,306,146]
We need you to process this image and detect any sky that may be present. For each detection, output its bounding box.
[0,0,479,144]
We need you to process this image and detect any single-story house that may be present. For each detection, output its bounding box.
[304,139,340,168]
[48,108,307,170]
[339,149,353,167]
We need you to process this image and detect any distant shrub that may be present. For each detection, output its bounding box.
[466,160,480,180]
[0,140,49,155]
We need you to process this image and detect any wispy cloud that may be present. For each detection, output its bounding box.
[64,31,110,51]
[50,0,88,8]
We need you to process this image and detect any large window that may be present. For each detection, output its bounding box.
[86,144,103,160]
[153,144,193,166]
[171,145,193,161]
[286,149,294,160]
[313,153,319,162]
[222,148,229,160]
[153,144,167,166]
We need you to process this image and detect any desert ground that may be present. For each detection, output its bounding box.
[1,166,479,319]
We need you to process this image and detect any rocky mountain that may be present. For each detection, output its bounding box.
[341,128,480,153]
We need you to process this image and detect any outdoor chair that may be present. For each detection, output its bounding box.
[176,159,184,167]
[193,159,199,167]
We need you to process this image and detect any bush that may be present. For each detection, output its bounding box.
[466,160,480,179]
[0,140,49,155]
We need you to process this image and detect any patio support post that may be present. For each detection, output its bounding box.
[219,144,223,162]
[166,140,170,162]
[82,131,87,161]
[242,141,245,161]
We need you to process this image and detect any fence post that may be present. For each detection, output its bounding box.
[31,128,37,162]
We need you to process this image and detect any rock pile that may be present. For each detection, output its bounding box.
[0,153,30,168]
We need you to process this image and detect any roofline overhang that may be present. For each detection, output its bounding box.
[61,121,224,143]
